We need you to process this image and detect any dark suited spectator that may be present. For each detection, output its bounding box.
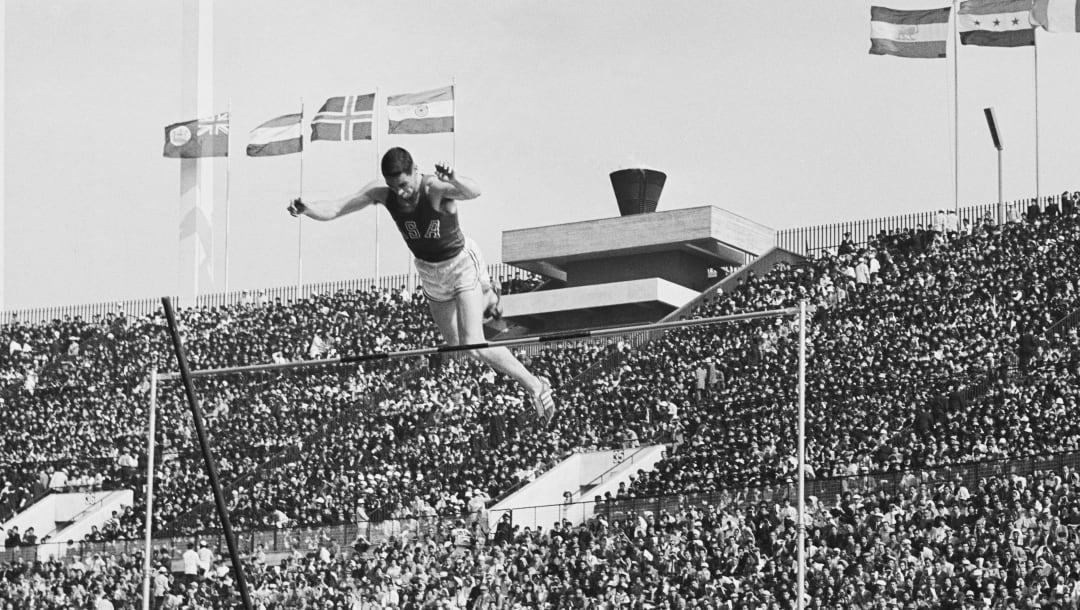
[838,232,856,256]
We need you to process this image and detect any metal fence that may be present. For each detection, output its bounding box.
[1,264,532,326]
[775,195,1073,256]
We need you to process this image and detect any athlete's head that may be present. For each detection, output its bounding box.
[381,147,420,200]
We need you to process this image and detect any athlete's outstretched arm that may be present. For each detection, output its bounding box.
[288,179,387,221]
[433,162,481,201]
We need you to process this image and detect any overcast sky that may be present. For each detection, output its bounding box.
[4,0,1080,310]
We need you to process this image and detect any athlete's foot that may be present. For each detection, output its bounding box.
[530,376,555,426]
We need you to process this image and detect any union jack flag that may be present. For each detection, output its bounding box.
[196,112,230,137]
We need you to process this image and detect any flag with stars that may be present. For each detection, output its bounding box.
[163,112,230,158]
[311,94,375,141]
[958,0,1036,46]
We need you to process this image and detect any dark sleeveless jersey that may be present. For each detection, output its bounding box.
[382,175,465,263]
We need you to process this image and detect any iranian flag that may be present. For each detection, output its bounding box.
[870,6,952,58]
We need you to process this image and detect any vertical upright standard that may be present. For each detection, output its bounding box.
[796,300,808,610]
[140,371,158,610]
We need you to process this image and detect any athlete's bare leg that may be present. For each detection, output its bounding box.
[428,286,540,394]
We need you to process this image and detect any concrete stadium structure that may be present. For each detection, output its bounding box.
[497,169,778,333]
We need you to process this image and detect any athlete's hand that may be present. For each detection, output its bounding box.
[288,198,306,217]
[434,162,455,182]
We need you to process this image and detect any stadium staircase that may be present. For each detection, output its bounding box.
[487,444,667,531]
[1,489,133,561]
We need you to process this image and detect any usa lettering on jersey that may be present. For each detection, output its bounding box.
[402,220,440,240]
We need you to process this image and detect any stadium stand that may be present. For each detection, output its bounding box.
[6,198,1080,607]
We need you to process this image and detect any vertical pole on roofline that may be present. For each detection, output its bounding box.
[796,299,808,610]
[998,148,1004,226]
[373,86,381,284]
[952,0,960,214]
[224,99,233,294]
[159,297,255,610]
[141,371,158,610]
[298,98,306,296]
[1034,38,1040,201]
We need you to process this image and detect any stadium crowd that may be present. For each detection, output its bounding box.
[4,467,1080,608]
[5,195,1080,607]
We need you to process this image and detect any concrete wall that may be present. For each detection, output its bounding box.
[502,278,697,318]
[503,206,775,271]
[565,251,709,290]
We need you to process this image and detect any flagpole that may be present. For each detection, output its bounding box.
[451,77,457,167]
[298,98,305,295]
[374,86,381,285]
[224,100,233,294]
[1034,32,1041,201]
[952,0,960,214]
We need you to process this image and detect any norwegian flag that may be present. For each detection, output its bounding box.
[311,94,375,142]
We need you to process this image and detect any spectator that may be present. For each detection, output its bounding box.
[182,543,199,584]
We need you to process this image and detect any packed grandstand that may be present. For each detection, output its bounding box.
[4,195,1080,608]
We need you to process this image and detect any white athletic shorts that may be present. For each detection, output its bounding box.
[413,237,492,303]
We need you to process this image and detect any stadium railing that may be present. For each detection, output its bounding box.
[1,264,532,326]
[774,198,1074,256]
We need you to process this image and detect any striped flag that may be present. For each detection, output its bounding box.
[312,94,375,142]
[958,0,1036,46]
[387,86,454,134]
[870,6,952,58]
[1031,0,1080,31]
[247,113,303,157]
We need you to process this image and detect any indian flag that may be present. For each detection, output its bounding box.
[958,0,1036,46]
[1031,0,1080,32]
[870,6,952,58]
[247,113,303,157]
[387,86,454,135]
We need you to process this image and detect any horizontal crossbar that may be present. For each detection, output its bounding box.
[156,307,799,381]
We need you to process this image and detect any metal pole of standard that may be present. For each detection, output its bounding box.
[796,300,808,610]
[141,371,158,610]
[997,148,1004,226]
[159,297,254,610]
[984,108,1004,225]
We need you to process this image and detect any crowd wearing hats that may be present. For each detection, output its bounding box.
[6,466,1080,608]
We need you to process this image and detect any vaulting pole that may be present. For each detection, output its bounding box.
[160,297,254,610]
